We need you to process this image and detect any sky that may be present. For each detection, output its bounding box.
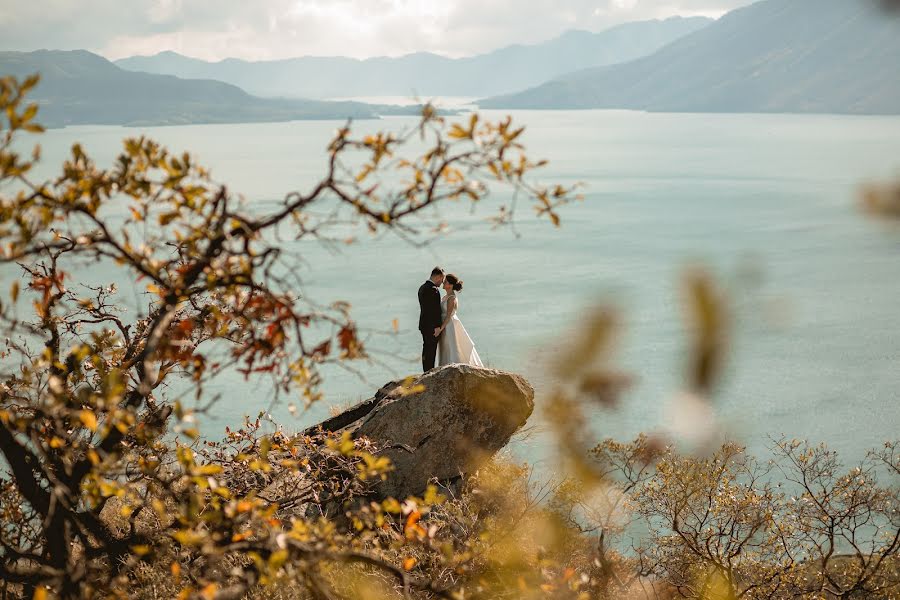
[0,0,756,61]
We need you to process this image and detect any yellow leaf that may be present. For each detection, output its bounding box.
[355,164,373,182]
[131,544,152,556]
[79,410,98,432]
[326,431,356,456]
[268,549,289,571]
[21,103,38,123]
[391,318,399,333]
[32,588,48,600]
[158,211,179,226]
[21,74,41,92]
[201,584,217,600]
[423,484,446,506]
[403,557,417,571]
[172,529,205,547]
[382,497,402,513]
[448,124,468,139]
[196,464,223,476]
[98,481,122,498]
[397,384,425,397]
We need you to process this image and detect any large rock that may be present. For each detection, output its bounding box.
[308,364,534,499]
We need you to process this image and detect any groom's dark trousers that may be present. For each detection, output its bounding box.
[421,332,439,372]
[418,280,442,371]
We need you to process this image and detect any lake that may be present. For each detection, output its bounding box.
[18,108,900,474]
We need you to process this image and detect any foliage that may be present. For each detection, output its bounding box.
[0,69,898,600]
[585,437,900,599]
[0,73,578,599]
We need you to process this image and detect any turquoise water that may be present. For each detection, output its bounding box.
[18,109,900,472]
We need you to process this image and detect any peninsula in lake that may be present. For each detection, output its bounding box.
[479,0,900,115]
[0,50,433,128]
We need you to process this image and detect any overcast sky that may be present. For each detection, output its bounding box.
[0,0,756,61]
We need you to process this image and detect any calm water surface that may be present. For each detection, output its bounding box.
[20,109,900,473]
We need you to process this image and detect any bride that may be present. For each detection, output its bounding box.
[437,274,484,367]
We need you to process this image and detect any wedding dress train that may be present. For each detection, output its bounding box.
[438,294,484,367]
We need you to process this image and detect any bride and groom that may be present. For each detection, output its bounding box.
[418,266,484,371]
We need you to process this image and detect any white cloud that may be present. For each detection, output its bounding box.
[0,0,755,61]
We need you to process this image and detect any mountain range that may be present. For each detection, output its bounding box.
[0,50,430,127]
[479,0,900,115]
[4,0,900,126]
[114,17,712,99]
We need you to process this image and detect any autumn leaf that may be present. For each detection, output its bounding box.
[448,124,469,139]
[337,324,363,358]
[79,410,98,432]
[311,339,331,359]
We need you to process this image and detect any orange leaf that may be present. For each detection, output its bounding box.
[79,410,98,432]
[404,511,426,540]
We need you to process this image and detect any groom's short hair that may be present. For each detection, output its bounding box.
[431,266,445,277]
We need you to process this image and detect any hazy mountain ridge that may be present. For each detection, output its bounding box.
[114,17,712,99]
[479,0,900,115]
[0,50,432,127]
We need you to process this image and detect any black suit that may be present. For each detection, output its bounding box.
[418,280,442,371]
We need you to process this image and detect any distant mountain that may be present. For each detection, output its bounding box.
[479,0,900,115]
[0,50,428,128]
[115,17,712,99]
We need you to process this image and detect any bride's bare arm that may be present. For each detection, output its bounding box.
[439,296,457,332]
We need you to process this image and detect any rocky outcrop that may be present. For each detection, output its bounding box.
[306,364,534,499]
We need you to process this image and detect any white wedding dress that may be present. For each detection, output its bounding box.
[438,293,484,367]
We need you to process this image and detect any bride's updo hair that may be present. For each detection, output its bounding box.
[445,274,463,292]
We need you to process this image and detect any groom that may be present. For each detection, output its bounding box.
[418,266,444,371]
